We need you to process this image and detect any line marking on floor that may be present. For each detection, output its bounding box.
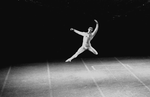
[0,67,11,97]
[91,66,96,70]
[81,59,106,97]
[126,64,133,70]
[105,67,137,95]
[47,63,53,97]
[115,57,150,93]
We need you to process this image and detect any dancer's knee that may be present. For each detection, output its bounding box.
[95,51,98,55]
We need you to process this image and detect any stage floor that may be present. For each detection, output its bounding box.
[0,58,150,97]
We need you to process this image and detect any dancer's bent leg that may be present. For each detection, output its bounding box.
[65,46,86,62]
[88,46,98,55]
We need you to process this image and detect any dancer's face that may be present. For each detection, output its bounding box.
[88,27,93,34]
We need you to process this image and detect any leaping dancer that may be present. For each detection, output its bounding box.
[65,19,99,62]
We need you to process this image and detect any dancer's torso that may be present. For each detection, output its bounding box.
[82,34,93,48]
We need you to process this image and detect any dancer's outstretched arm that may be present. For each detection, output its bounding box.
[91,20,99,37]
[70,28,85,36]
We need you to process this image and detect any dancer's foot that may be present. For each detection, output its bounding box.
[65,58,72,62]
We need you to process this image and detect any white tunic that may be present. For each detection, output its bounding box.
[82,33,93,49]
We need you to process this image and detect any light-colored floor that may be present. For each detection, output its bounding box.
[0,58,150,97]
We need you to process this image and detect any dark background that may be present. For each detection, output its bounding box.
[1,0,150,66]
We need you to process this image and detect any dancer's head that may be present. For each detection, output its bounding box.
[88,27,93,33]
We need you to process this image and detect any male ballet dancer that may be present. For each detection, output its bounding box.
[65,20,99,62]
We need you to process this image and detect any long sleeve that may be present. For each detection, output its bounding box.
[74,29,85,36]
[92,21,99,37]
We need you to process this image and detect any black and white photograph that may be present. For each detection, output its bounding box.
[1,0,150,97]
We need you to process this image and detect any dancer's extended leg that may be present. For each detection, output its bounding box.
[88,46,98,55]
[65,46,86,62]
